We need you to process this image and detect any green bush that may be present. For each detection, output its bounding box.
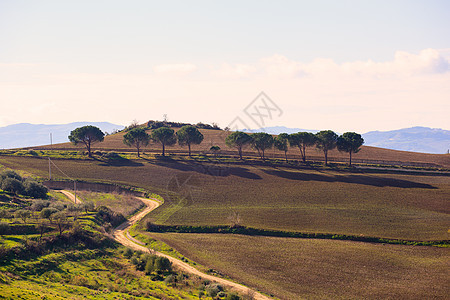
[0,222,10,235]
[40,207,58,221]
[103,151,121,159]
[206,283,224,297]
[123,247,133,258]
[226,293,241,300]
[30,200,50,211]
[1,177,24,195]
[0,170,22,182]
[24,179,48,199]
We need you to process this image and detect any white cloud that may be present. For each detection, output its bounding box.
[153,63,197,75]
[211,48,450,79]
[212,63,257,79]
[338,48,450,76]
[260,54,305,79]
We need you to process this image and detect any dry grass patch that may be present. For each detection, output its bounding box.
[75,191,144,217]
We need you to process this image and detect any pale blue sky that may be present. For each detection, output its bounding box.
[1,0,449,131]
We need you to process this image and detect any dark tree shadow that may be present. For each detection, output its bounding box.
[96,157,144,167]
[145,158,262,180]
[262,169,437,189]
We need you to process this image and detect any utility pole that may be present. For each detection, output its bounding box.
[74,181,77,204]
[48,158,52,180]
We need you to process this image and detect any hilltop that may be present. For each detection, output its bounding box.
[32,124,450,168]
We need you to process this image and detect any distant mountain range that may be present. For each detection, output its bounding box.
[0,122,124,149]
[247,126,450,154]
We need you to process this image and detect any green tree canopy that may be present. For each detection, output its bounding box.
[209,145,221,157]
[68,125,105,157]
[274,133,289,162]
[289,132,316,162]
[176,125,204,157]
[315,130,338,166]
[123,128,150,157]
[1,177,24,195]
[151,127,177,156]
[225,131,252,160]
[337,132,364,166]
[251,132,274,161]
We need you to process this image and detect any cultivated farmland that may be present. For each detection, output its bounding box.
[1,156,448,241]
[147,232,450,300]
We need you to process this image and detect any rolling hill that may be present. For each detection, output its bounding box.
[1,124,449,300]
[34,127,450,168]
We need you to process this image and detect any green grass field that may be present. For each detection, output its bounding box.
[147,233,450,300]
[2,156,448,241]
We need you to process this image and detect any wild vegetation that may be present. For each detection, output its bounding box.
[0,169,245,299]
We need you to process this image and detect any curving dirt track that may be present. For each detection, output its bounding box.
[113,197,272,300]
[60,190,83,204]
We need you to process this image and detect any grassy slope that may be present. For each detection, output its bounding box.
[34,129,450,168]
[1,156,449,240]
[0,248,197,300]
[147,233,450,300]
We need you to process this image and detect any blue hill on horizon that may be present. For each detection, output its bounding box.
[0,122,125,149]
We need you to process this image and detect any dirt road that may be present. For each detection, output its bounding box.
[113,197,272,300]
[60,190,83,204]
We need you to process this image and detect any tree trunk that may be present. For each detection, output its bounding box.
[162,143,165,156]
[86,142,92,157]
[302,145,307,162]
[349,151,352,166]
[324,149,328,166]
[188,144,191,157]
[284,150,288,162]
[238,147,243,160]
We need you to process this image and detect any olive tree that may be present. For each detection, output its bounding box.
[315,130,338,165]
[15,209,31,224]
[24,179,48,199]
[1,178,24,195]
[225,131,252,160]
[274,133,289,162]
[151,127,177,156]
[69,125,105,157]
[176,125,204,157]
[251,132,273,161]
[123,128,150,157]
[40,207,58,223]
[289,132,316,162]
[53,211,69,235]
[337,132,364,166]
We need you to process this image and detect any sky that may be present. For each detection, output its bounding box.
[1,0,449,133]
